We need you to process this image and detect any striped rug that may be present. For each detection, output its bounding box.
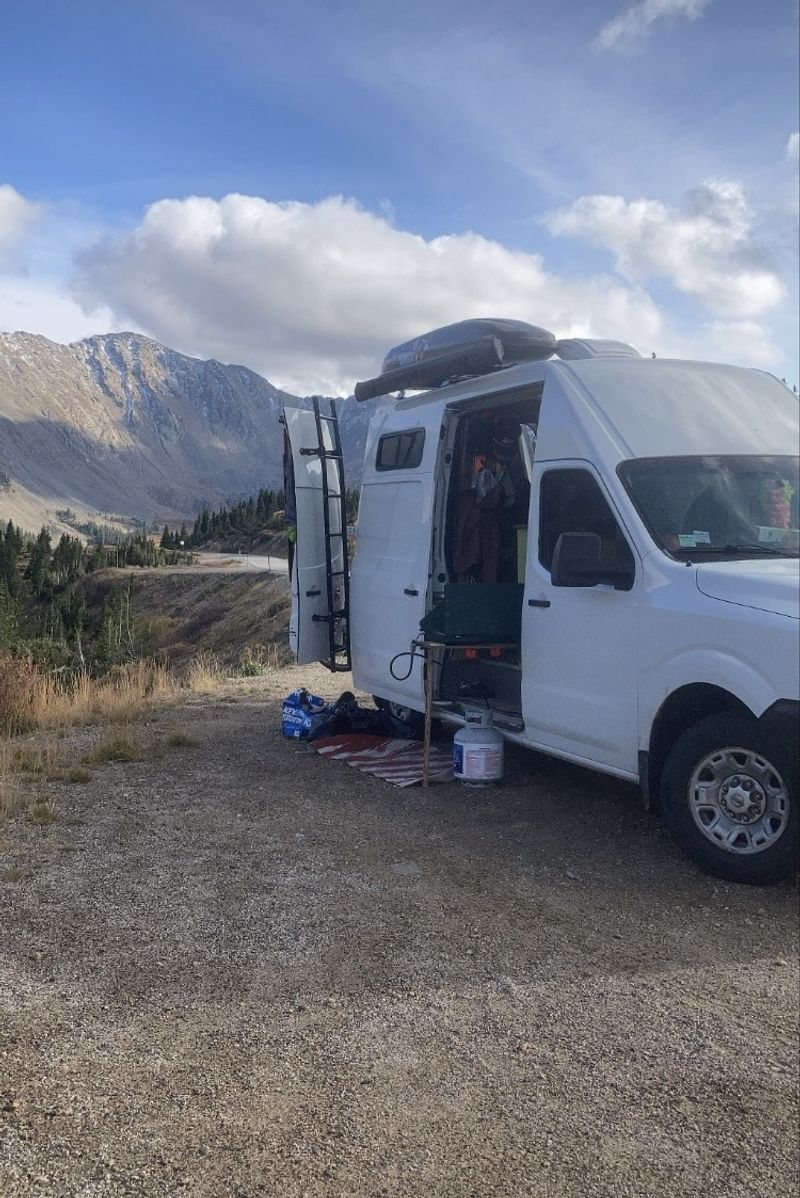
[312,734,453,787]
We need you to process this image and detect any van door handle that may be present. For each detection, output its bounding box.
[528,598,551,608]
[404,587,419,596]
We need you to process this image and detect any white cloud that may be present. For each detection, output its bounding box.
[595,0,712,52]
[0,186,118,343]
[546,179,784,319]
[0,184,41,270]
[0,274,118,344]
[787,132,800,162]
[703,320,780,367]
[652,318,781,369]
[74,193,674,394]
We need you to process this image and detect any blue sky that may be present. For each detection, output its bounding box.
[1,0,797,392]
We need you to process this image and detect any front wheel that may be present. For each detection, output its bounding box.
[661,713,798,885]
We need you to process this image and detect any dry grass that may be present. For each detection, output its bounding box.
[166,732,198,748]
[0,650,238,827]
[34,661,176,729]
[0,736,89,826]
[0,655,39,736]
[65,766,92,784]
[0,748,19,823]
[10,746,46,775]
[28,797,57,827]
[183,652,224,695]
[238,643,290,676]
[10,738,70,778]
[84,729,141,765]
[0,654,175,735]
[47,764,93,784]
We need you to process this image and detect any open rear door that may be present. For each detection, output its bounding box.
[283,400,350,670]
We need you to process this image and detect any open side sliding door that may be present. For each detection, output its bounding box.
[283,399,350,670]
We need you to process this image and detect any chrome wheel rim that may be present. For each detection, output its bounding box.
[689,746,789,855]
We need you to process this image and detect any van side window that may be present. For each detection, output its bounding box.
[376,429,425,471]
[539,469,634,573]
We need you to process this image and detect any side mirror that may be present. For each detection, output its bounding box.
[551,532,633,590]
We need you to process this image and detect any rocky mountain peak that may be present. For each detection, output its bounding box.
[0,331,371,535]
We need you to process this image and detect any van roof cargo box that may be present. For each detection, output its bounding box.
[354,318,557,402]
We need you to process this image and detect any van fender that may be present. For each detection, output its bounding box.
[640,648,776,752]
[638,650,779,811]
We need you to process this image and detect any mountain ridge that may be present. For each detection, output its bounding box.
[0,330,372,534]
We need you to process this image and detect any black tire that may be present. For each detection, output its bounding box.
[373,696,425,737]
[661,713,799,885]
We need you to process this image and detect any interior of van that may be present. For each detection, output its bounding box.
[423,385,543,726]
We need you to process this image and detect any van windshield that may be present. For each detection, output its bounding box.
[617,455,800,560]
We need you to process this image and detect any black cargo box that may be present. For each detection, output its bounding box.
[419,583,524,644]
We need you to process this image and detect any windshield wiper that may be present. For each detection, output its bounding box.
[689,543,797,558]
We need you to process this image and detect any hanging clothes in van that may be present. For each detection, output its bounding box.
[452,483,502,581]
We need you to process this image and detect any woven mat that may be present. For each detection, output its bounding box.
[312,734,453,787]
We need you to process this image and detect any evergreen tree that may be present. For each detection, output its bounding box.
[51,534,85,587]
[26,528,52,592]
[0,581,19,649]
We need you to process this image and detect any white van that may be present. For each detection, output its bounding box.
[284,320,799,885]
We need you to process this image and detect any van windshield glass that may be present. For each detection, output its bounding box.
[618,455,800,559]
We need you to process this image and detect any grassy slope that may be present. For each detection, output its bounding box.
[191,529,289,555]
[78,568,292,668]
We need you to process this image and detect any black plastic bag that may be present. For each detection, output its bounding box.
[307,692,421,742]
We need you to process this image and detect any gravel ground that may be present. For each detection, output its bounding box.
[1,666,798,1198]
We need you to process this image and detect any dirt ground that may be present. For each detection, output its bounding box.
[1,666,798,1198]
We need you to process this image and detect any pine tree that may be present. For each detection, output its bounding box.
[26,528,53,593]
[0,581,19,649]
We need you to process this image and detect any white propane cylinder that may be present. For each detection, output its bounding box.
[453,711,504,787]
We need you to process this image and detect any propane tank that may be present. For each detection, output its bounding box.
[453,711,504,787]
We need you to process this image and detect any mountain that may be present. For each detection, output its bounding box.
[0,331,375,534]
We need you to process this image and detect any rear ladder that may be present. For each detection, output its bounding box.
[300,397,351,671]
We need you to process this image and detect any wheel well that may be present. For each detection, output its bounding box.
[646,685,753,812]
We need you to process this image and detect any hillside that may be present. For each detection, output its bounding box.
[77,565,291,669]
[0,331,375,534]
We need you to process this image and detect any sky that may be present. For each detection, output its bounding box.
[0,0,798,394]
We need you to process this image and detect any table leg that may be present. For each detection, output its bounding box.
[422,645,434,788]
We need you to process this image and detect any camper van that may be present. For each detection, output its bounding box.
[284,319,799,885]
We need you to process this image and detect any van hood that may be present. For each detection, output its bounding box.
[696,559,800,620]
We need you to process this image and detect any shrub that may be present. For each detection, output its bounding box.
[238,644,289,675]
[28,800,57,826]
[0,655,38,736]
[166,732,197,748]
[184,652,223,694]
[66,767,92,784]
[84,730,141,765]
[12,746,46,775]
